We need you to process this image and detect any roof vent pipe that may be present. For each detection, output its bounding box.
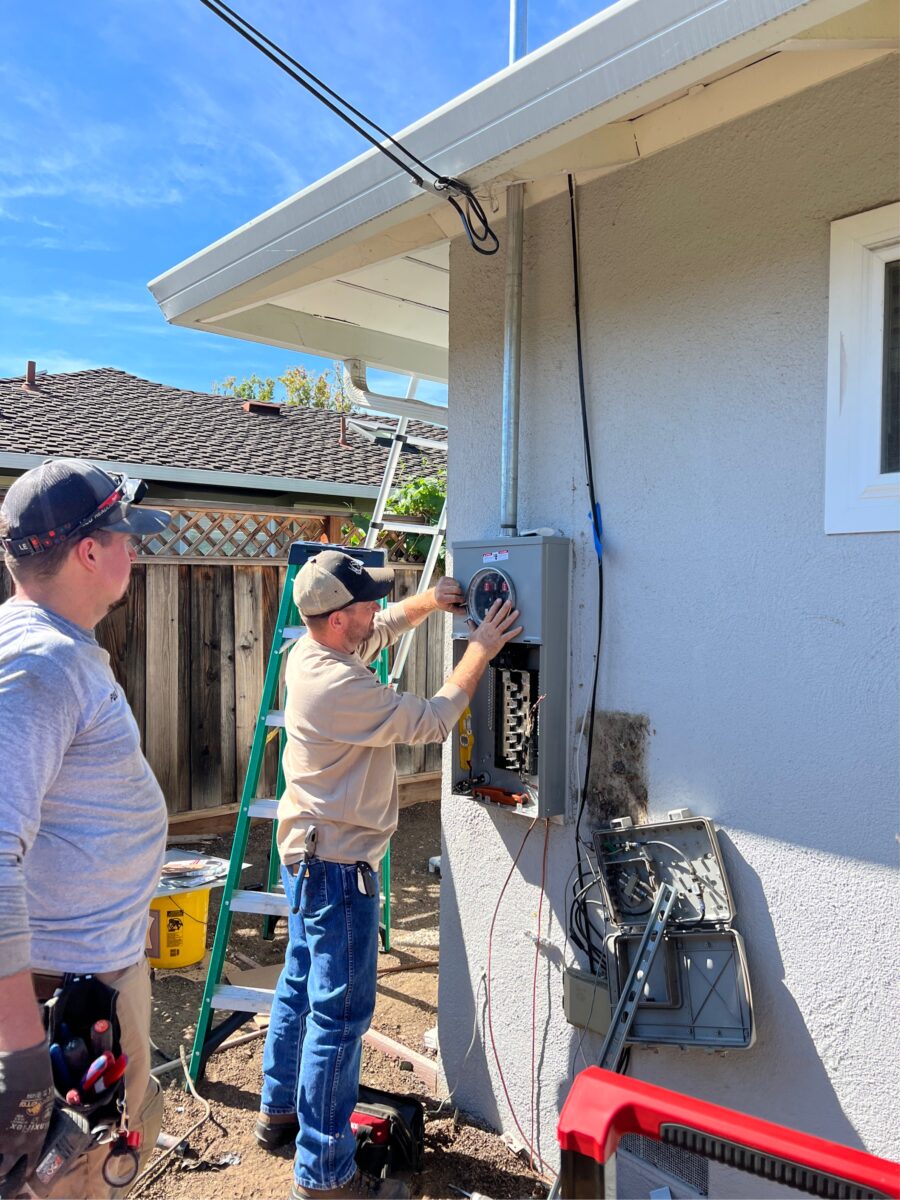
[499,183,524,538]
[23,360,37,390]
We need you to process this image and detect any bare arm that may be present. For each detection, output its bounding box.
[0,970,44,1051]
[446,599,522,700]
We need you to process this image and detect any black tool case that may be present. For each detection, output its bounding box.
[352,1085,425,1179]
[593,812,754,1049]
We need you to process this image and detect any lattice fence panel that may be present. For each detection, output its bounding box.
[0,489,431,565]
[140,506,330,561]
[341,519,433,565]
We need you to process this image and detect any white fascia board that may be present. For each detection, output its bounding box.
[0,452,380,501]
[149,0,869,324]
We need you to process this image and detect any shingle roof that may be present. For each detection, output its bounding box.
[0,368,446,492]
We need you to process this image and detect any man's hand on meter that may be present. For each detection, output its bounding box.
[433,576,467,614]
[467,599,522,657]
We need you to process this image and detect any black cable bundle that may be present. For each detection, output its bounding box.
[566,173,607,978]
[198,0,499,255]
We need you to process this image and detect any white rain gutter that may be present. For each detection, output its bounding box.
[342,359,449,427]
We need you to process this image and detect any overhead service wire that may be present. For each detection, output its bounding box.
[198,0,498,255]
[566,173,607,981]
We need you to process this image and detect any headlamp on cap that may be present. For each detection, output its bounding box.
[2,474,144,558]
[0,460,168,560]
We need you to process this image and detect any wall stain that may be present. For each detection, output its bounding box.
[581,710,649,826]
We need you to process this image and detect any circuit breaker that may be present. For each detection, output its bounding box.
[450,535,570,818]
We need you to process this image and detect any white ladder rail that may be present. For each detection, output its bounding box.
[388,501,447,687]
[352,364,451,691]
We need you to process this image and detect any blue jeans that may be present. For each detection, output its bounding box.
[261,859,380,1190]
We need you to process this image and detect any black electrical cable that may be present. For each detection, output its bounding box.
[566,172,606,979]
[198,0,498,254]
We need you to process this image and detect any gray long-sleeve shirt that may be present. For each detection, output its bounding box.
[0,599,167,978]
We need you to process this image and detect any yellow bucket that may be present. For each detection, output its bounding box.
[147,889,210,969]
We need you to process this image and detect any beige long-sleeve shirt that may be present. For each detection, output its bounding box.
[277,603,468,871]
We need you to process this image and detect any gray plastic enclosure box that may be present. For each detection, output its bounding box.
[594,815,755,1049]
[450,535,571,819]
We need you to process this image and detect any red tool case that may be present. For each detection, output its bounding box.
[557,1068,900,1199]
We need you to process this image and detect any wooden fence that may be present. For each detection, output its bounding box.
[0,560,445,817]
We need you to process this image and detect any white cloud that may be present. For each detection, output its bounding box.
[0,351,101,378]
[0,205,62,230]
[0,291,156,325]
[0,234,114,252]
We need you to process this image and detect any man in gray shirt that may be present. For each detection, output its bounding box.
[0,459,171,1198]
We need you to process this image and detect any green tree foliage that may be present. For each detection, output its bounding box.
[214,366,446,565]
[344,462,446,567]
[212,373,276,403]
[212,363,348,410]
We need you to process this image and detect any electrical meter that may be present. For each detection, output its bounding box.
[451,535,570,819]
[465,569,517,624]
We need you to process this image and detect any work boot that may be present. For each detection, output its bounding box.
[255,1110,299,1150]
[289,1167,410,1199]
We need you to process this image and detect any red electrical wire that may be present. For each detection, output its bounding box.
[485,817,552,1178]
[530,818,551,1172]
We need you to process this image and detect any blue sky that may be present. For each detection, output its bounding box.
[1,0,607,405]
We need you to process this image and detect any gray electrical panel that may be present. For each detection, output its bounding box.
[450,535,570,819]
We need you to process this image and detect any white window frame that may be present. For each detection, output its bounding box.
[825,202,900,534]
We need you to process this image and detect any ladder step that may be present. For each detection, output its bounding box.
[265,710,285,728]
[379,433,448,452]
[229,889,289,917]
[345,418,447,453]
[279,626,305,653]
[247,797,279,819]
[378,521,442,536]
[210,983,275,1014]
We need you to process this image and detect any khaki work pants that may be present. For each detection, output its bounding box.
[30,959,163,1200]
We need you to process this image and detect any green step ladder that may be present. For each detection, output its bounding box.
[186,540,392,1084]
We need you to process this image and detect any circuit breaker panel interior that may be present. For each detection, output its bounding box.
[450,535,570,819]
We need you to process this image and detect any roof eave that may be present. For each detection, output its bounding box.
[149,0,873,325]
[0,451,381,502]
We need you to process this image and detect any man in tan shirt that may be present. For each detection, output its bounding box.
[259,550,520,1200]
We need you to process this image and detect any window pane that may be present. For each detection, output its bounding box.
[882,259,900,474]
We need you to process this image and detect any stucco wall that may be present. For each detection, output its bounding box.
[438,54,900,1186]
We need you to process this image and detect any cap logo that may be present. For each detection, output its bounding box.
[346,558,363,574]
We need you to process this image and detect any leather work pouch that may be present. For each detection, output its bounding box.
[30,975,128,1196]
[351,1085,425,1179]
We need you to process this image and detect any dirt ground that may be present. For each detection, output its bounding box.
[141,801,548,1200]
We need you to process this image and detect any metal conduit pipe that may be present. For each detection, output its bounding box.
[499,182,525,538]
[509,0,527,62]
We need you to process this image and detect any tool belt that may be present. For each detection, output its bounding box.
[29,975,139,1196]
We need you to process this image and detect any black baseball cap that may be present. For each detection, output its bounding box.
[294,550,394,617]
[0,458,171,558]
